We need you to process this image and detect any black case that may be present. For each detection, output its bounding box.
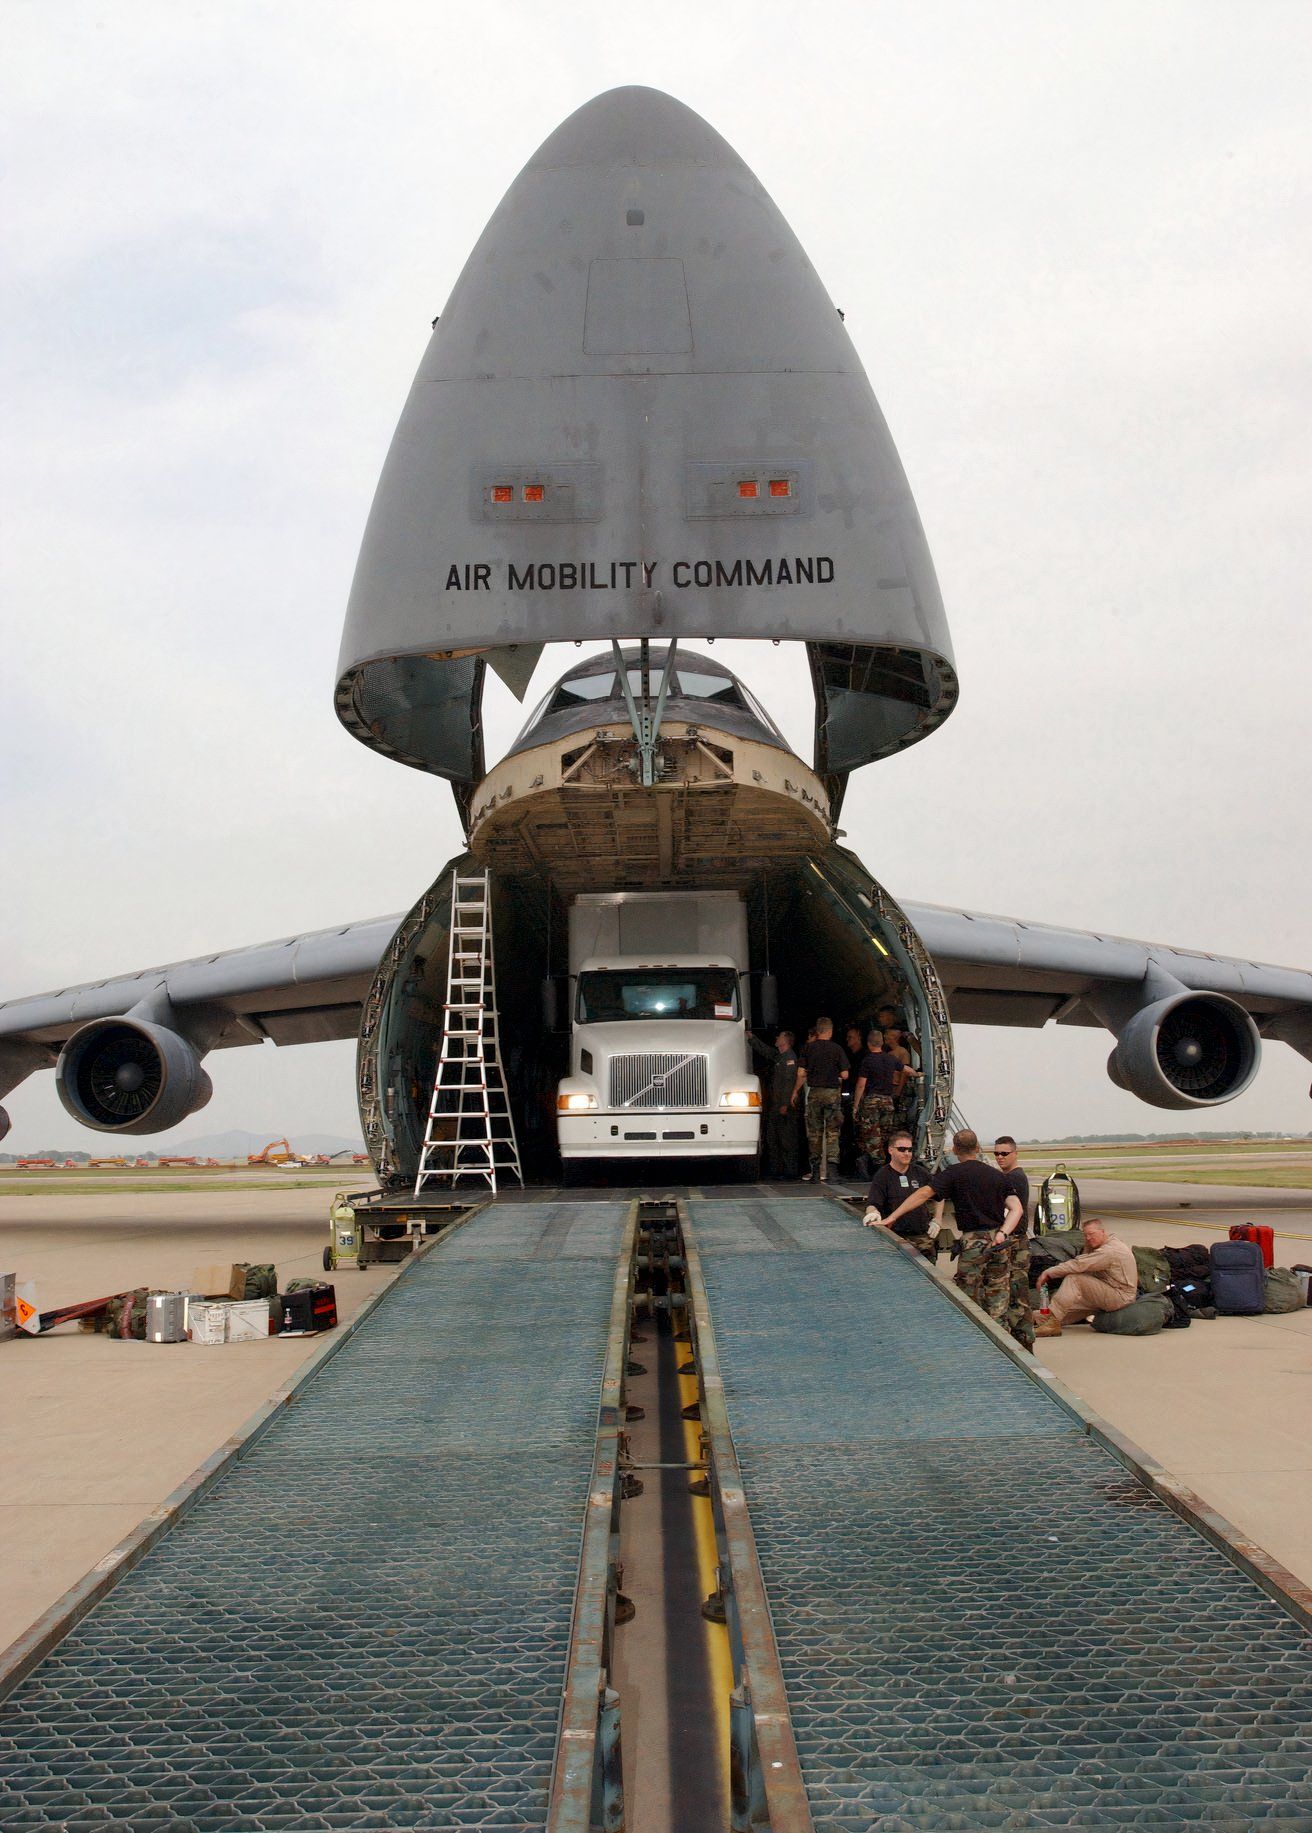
[281,1284,338,1332]
[1208,1240,1265,1316]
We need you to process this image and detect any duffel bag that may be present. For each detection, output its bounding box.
[1263,1268,1306,1314]
[1091,1293,1174,1336]
[1132,1245,1171,1295]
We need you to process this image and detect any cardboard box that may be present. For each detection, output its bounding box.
[188,1301,230,1345]
[225,1299,271,1343]
[190,1264,246,1300]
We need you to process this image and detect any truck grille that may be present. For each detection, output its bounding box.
[609,1053,709,1110]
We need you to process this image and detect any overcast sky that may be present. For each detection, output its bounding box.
[3,0,1310,1148]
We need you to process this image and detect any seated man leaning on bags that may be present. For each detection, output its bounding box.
[1033,1218,1136,1338]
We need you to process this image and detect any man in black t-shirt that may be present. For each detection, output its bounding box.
[851,1033,902,1176]
[862,1132,935,1258]
[993,1136,1033,1349]
[791,1017,848,1181]
[879,1129,1023,1328]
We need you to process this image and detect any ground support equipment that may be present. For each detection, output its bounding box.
[684,1192,1312,1830]
[0,1198,635,1833]
[323,1186,466,1272]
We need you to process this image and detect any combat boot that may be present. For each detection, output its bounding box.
[1033,1316,1062,1338]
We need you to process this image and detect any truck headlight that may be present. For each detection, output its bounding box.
[718,1089,761,1110]
[558,1092,599,1112]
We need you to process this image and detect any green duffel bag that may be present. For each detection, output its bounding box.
[1091,1293,1174,1336]
[1263,1268,1306,1314]
[1132,1245,1171,1295]
[1034,1228,1087,1263]
[241,1263,279,1302]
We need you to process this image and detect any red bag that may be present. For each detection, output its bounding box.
[1229,1223,1274,1269]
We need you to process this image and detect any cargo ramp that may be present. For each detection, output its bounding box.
[683,1192,1312,1829]
[2,1188,1311,1829]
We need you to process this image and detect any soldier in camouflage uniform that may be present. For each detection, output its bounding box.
[878,1129,1024,1326]
[792,1017,849,1181]
[1003,1238,1034,1348]
[993,1137,1034,1351]
[956,1231,1013,1325]
[851,1030,901,1174]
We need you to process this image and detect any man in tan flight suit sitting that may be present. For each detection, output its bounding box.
[1033,1218,1137,1337]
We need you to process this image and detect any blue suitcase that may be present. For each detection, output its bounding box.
[1209,1239,1265,1315]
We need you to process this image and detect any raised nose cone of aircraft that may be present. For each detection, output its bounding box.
[336,86,958,810]
[467,644,832,889]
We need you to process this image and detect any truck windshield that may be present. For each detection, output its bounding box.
[576,968,740,1024]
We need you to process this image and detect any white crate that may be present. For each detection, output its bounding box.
[188,1301,229,1345]
[226,1299,271,1343]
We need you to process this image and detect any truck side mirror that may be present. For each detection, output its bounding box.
[759,974,779,1028]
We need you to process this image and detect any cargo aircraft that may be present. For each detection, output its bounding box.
[2,86,1310,1181]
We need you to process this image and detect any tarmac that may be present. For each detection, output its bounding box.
[1026,1174,1312,1591]
[1,1169,1310,1661]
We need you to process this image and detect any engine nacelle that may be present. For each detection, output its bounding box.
[1106,992,1259,1109]
[55,1018,213,1134]
[0,1106,9,1144]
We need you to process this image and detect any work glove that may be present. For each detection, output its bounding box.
[862,1208,881,1228]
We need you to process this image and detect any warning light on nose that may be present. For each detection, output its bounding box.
[769,478,792,497]
[523,484,545,502]
[737,480,759,499]
[491,485,513,503]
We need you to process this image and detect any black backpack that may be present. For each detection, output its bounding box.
[1162,1283,1193,1329]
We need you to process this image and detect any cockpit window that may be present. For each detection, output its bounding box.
[548,671,618,712]
[674,670,745,707]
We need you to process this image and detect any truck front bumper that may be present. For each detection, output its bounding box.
[558,1111,759,1159]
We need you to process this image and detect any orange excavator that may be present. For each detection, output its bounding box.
[247,1139,296,1166]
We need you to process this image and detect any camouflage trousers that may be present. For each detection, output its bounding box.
[805,1087,843,1173]
[855,1095,895,1161]
[955,1232,1011,1326]
[957,1235,1034,1348]
[1004,1239,1034,1349]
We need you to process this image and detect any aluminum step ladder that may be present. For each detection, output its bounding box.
[414,870,522,1195]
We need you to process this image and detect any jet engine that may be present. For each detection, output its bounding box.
[55,1017,213,1134]
[1105,991,1259,1109]
[0,1106,9,1144]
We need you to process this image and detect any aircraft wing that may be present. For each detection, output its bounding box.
[3,898,1309,1130]
[902,900,1312,1059]
[0,913,402,1071]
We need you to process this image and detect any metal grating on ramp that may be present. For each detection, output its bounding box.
[690,1196,1312,1830]
[0,1200,629,1832]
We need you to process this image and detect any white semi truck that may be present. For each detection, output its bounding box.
[555,891,762,1166]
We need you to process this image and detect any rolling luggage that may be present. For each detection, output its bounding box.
[1228,1223,1274,1269]
[1209,1239,1265,1315]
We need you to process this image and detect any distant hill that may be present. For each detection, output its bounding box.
[0,1130,367,1164]
[171,1130,366,1158]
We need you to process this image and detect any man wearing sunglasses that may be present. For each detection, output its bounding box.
[862,1131,937,1259]
[993,1136,1034,1349]
[878,1129,1024,1328]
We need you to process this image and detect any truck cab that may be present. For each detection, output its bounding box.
[557,950,761,1164]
